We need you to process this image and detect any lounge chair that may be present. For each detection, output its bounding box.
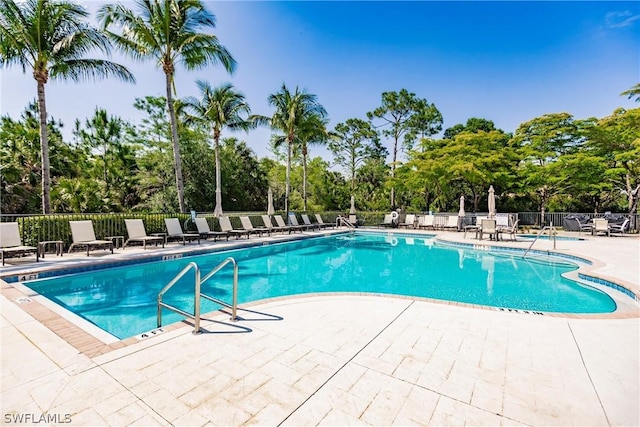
[164,218,200,244]
[418,215,435,230]
[379,214,394,228]
[195,218,229,241]
[479,219,497,241]
[497,219,519,241]
[314,214,334,229]
[261,215,289,234]
[274,214,303,233]
[592,218,609,236]
[240,216,270,237]
[219,216,251,239]
[442,215,459,231]
[69,220,114,256]
[289,213,314,231]
[608,218,629,236]
[398,214,416,228]
[301,214,320,230]
[0,222,39,265]
[463,216,486,238]
[124,219,165,249]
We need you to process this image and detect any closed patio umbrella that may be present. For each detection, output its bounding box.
[349,195,356,214]
[267,188,275,215]
[488,185,496,219]
[458,195,465,217]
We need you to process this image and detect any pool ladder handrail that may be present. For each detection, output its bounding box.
[522,223,557,258]
[336,216,355,230]
[157,257,239,334]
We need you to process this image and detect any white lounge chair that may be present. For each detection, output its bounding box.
[261,215,289,234]
[164,218,200,244]
[69,220,114,256]
[479,219,497,241]
[398,214,416,228]
[379,214,394,228]
[418,215,435,230]
[443,215,459,231]
[592,218,609,236]
[497,219,519,241]
[195,218,229,241]
[0,222,39,265]
[124,219,165,249]
[274,214,303,233]
[288,213,314,231]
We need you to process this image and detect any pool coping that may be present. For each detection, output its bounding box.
[1,227,638,359]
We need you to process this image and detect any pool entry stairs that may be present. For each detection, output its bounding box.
[157,257,239,334]
[523,224,558,258]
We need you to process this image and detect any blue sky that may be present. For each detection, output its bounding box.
[1,1,638,163]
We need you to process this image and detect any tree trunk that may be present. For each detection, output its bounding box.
[302,145,308,211]
[213,130,223,217]
[36,79,51,214]
[285,137,292,215]
[165,71,186,213]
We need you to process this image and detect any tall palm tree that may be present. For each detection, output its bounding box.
[268,84,326,214]
[183,81,264,216]
[0,0,134,214]
[98,0,236,213]
[296,112,330,211]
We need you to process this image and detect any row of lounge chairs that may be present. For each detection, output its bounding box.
[0,214,337,264]
[379,214,461,230]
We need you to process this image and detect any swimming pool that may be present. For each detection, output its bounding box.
[23,232,616,339]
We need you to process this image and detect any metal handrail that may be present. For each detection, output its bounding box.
[336,216,355,229]
[523,223,557,258]
[200,257,239,322]
[157,262,202,334]
[157,257,239,334]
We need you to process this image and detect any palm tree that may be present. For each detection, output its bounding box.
[296,112,330,211]
[268,84,327,214]
[98,0,236,213]
[0,0,134,214]
[621,83,640,103]
[183,81,264,216]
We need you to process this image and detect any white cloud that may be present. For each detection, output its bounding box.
[606,11,640,28]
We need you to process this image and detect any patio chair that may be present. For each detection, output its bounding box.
[314,214,334,229]
[463,216,486,238]
[289,213,314,231]
[379,214,394,228]
[274,214,303,233]
[575,218,594,235]
[261,215,289,234]
[164,218,200,245]
[398,214,416,228]
[479,219,497,241]
[219,216,251,239]
[418,215,435,230]
[240,216,270,237]
[301,214,320,230]
[69,220,114,256]
[195,218,229,241]
[442,215,459,231]
[0,222,39,265]
[497,219,519,241]
[591,218,609,236]
[124,219,165,249]
[608,218,629,236]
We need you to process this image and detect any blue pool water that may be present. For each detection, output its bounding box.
[24,233,616,339]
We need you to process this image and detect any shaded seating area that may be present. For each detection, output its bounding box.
[0,222,39,265]
[195,218,228,241]
[124,219,165,249]
[69,220,114,256]
[164,218,200,245]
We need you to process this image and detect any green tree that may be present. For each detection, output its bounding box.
[219,137,268,211]
[0,0,134,213]
[296,112,330,211]
[621,83,640,103]
[99,0,236,213]
[329,118,384,194]
[443,117,497,140]
[268,84,327,214]
[183,81,261,216]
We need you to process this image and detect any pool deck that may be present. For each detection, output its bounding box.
[1,228,638,426]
